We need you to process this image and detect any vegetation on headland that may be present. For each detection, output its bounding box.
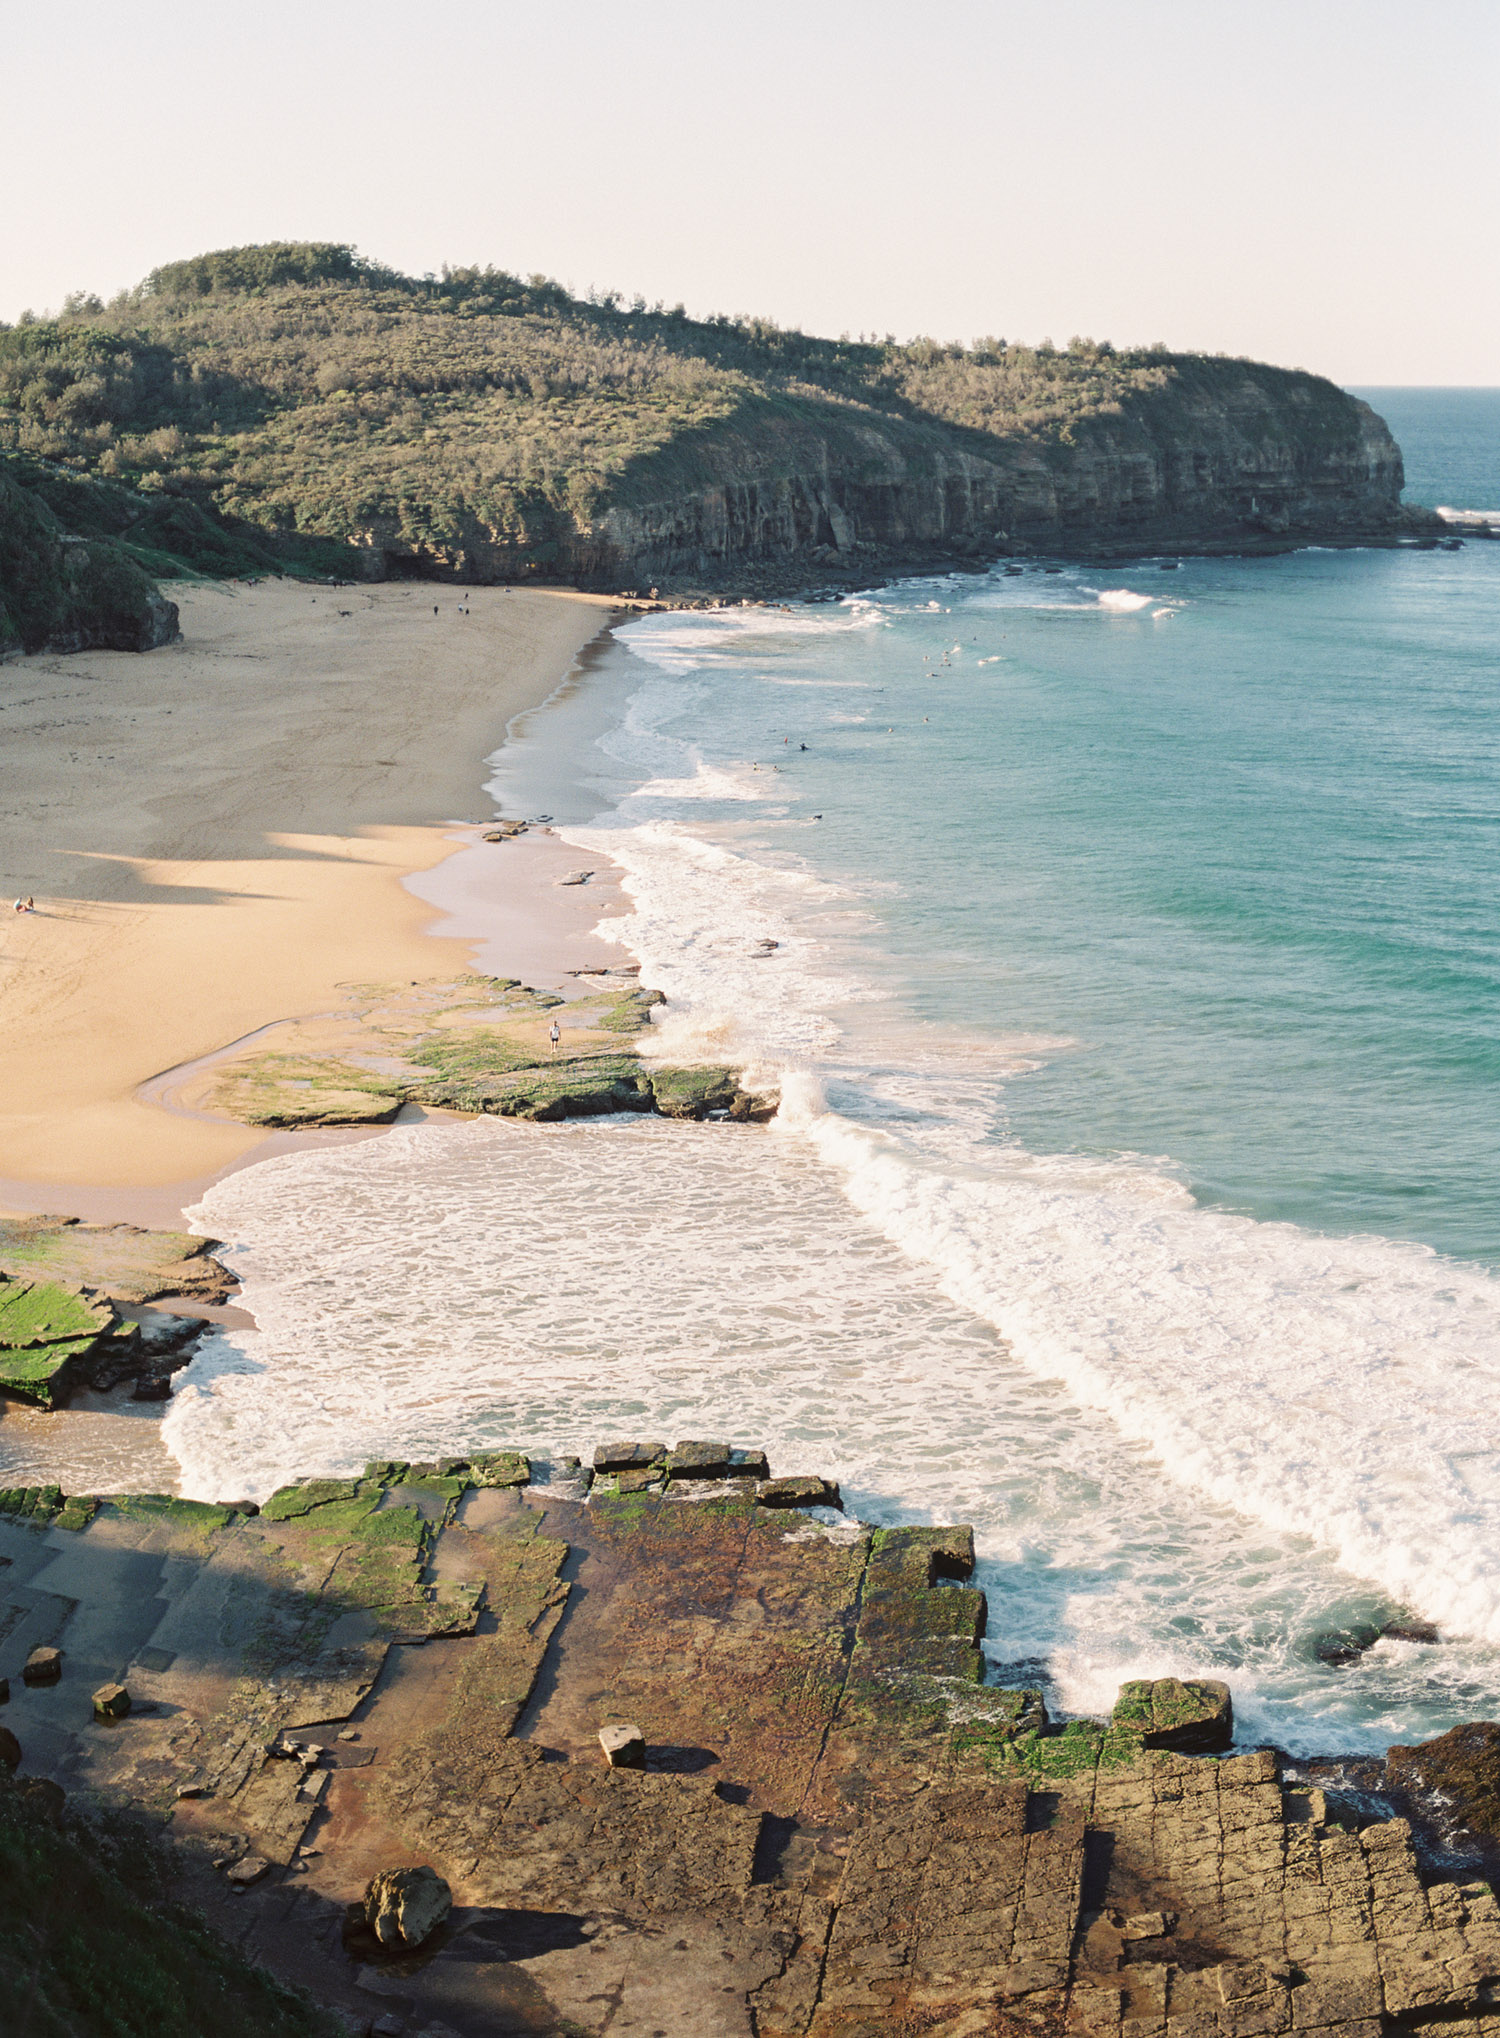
[0,240,1409,614]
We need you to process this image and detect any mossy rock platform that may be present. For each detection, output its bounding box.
[205,972,777,1128]
[1,1443,1492,2034]
[0,1217,230,1409]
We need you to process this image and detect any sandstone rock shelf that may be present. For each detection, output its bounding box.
[0,1215,229,1408]
[3,1442,1499,2035]
[197,971,777,1129]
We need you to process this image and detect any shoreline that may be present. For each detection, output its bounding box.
[0,577,624,1221]
[0,578,639,1491]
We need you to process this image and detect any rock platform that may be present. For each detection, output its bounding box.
[2,1449,1499,2036]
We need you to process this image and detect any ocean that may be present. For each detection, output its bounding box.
[37,391,1500,1753]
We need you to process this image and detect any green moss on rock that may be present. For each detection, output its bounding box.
[260,1478,364,1521]
[105,1494,235,1535]
[1112,1675,1233,1753]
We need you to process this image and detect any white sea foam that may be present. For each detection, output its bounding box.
[558,818,866,1064]
[536,704,1500,1657]
[168,1108,1500,1750]
[1094,588,1158,611]
[779,1080,1500,1646]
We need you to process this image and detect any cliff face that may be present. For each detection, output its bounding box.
[341,368,1413,589]
[565,372,1411,587]
[1,252,1423,598]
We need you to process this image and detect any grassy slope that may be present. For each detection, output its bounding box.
[0,1777,339,2038]
[0,242,1388,580]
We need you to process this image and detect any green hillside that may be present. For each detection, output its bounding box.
[0,241,1412,602]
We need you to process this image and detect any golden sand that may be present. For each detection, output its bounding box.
[0,579,614,1190]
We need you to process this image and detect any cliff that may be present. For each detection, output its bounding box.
[565,368,1411,590]
[0,243,1428,604]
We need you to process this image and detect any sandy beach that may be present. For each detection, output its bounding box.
[0,578,617,1206]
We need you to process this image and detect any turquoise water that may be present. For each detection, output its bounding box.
[764,544,1500,1260]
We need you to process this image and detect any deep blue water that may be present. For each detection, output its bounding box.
[1353,386,1500,510]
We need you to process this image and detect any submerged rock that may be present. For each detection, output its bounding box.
[1314,1623,1383,1666]
[1382,1618,1440,1644]
[1112,1676,1233,1754]
[1387,1721,1500,1850]
[364,1864,452,1948]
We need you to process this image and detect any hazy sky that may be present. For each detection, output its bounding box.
[5,0,1496,381]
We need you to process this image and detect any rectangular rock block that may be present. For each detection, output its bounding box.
[593,1440,667,1471]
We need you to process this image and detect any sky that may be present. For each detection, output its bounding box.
[3,0,1496,383]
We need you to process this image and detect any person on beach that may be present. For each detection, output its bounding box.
[549,1018,561,1055]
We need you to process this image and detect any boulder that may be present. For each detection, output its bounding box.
[226,1854,270,1886]
[647,1066,740,1120]
[364,1864,453,1948]
[594,1441,666,1472]
[0,1677,9,1704]
[134,1311,210,1357]
[92,1682,131,1720]
[1381,1618,1440,1644]
[0,1724,19,1771]
[665,1440,732,1479]
[616,1468,663,1494]
[758,1475,842,1510]
[1123,1912,1170,1940]
[728,1448,770,1479]
[1112,1676,1234,1754]
[466,1450,529,1489]
[1387,1721,1500,1849]
[22,1646,62,1687]
[599,1723,647,1770]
